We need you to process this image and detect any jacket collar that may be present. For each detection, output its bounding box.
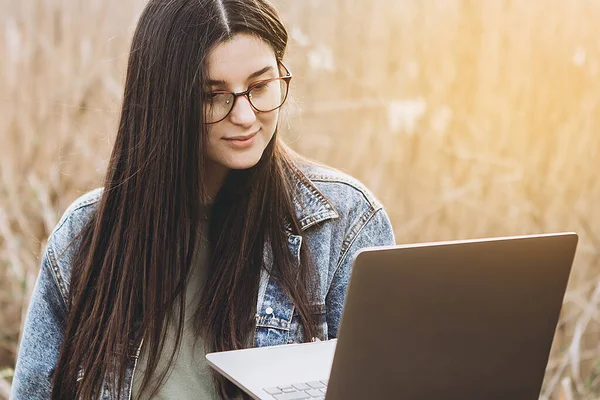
[289,165,339,231]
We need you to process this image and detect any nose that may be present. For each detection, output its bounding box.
[228,95,256,127]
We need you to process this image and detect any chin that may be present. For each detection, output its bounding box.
[226,146,269,170]
[226,156,263,170]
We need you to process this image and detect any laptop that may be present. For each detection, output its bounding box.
[206,232,578,400]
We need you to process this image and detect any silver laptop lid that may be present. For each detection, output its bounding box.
[325,232,578,400]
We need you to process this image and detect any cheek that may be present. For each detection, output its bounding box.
[205,124,217,141]
[203,126,221,157]
[207,123,227,145]
[261,110,279,133]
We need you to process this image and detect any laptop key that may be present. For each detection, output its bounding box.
[264,387,283,395]
[273,392,310,400]
[292,383,311,391]
[306,389,323,397]
[306,381,326,389]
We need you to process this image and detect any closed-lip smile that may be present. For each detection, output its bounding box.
[224,131,258,141]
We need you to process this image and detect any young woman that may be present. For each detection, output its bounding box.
[11,0,395,398]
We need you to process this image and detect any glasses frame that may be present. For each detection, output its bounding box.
[204,62,293,124]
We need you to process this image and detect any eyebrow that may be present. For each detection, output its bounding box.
[207,66,274,86]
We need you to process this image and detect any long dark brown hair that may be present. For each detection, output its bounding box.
[51,0,319,398]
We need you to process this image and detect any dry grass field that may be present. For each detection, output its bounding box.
[1,0,600,398]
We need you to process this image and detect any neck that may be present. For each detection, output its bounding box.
[204,162,229,205]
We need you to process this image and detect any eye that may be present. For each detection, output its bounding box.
[251,81,270,93]
[202,92,217,101]
[203,92,231,105]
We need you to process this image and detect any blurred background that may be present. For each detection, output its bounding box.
[1,0,600,398]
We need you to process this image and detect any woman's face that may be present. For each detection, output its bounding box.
[204,33,281,178]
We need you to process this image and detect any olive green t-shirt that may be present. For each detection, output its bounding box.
[132,224,218,400]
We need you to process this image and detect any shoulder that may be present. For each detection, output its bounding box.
[294,159,384,218]
[50,188,103,239]
[45,188,103,303]
[289,158,394,260]
[291,159,395,281]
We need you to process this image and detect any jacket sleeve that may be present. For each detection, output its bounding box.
[325,207,395,339]
[11,249,67,399]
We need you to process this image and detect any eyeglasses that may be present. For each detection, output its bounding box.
[203,62,292,124]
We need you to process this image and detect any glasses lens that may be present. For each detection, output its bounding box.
[204,92,234,123]
[249,78,288,112]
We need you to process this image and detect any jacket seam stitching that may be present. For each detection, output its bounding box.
[307,175,381,210]
[50,193,101,237]
[300,210,338,231]
[285,305,294,342]
[44,245,69,310]
[45,193,102,308]
[335,206,382,273]
[291,166,339,223]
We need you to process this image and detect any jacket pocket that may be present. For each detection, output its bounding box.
[287,303,327,344]
[255,308,293,347]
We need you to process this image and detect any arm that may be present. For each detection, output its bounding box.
[11,250,67,399]
[326,207,395,338]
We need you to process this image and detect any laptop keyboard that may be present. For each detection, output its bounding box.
[263,380,328,399]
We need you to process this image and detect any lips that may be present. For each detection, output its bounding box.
[224,131,258,141]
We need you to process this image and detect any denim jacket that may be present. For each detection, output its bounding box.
[11,161,395,399]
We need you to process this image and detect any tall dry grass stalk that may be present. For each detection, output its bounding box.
[1,0,599,399]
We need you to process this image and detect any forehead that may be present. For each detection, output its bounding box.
[206,33,278,82]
